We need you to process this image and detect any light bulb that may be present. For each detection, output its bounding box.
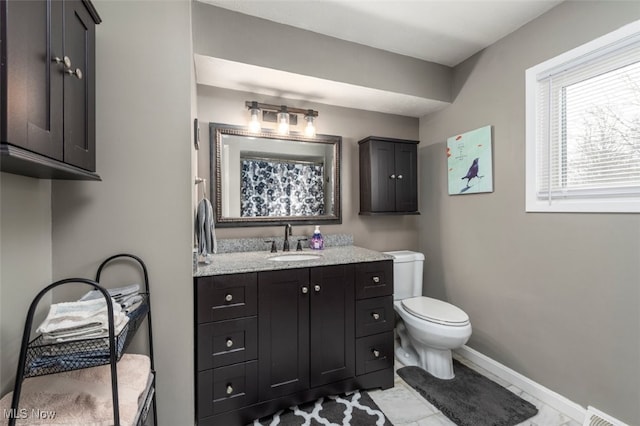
[277,107,290,135]
[248,109,261,133]
[247,102,261,133]
[304,113,316,137]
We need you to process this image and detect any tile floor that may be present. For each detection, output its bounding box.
[368,353,582,426]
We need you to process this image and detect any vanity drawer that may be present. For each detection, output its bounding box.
[356,296,394,338]
[354,261,393,299]
[197,317,258,371]
[197,361,258,418]
[355,331,394,376]
[196,273,257,323]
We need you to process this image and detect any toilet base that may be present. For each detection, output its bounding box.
[395,346,419,367]
[396,318,456,380]
[417,347,454,380]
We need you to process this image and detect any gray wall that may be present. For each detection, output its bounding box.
[418,1,640,423]
[192,2,451,103]
[0,174,52,395]
[50,1,194,424]
[197,85,420,251]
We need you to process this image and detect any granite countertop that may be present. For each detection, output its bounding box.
[194,245,392,277]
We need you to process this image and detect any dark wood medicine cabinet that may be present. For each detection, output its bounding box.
[359,136,420,215]
[0,0,101,181]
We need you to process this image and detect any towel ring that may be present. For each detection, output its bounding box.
[195,177,207,199]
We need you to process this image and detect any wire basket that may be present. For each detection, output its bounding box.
[23,295,149,377]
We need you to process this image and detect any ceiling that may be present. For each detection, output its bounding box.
[199,0,562,67]
[195,0,563,117]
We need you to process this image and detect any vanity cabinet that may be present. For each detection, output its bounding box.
[359,136,419,214]
[0,0,101,180]
[194,260,394,426]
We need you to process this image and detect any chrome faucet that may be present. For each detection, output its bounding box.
[283,223,292,251]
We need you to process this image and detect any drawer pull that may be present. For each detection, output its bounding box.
[372,276,380,283]
[226,384,233,395]
[372,349,380,358]
[314,285,321,292]
[302,286,309,294]
[226,338,233,348]
[371,312,380,320]
[225,294,233,302]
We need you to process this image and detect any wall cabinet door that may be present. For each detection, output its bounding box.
[359,137,419,214]
[258,268,310,401]
[62,0,96,171]
[2,0,64,160]
[309,264,354,387]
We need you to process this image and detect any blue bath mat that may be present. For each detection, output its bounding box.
[398,360,538,426]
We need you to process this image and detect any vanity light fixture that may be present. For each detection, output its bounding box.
[245,101,319,137]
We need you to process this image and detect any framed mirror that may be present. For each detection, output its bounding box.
[210,123,342,227]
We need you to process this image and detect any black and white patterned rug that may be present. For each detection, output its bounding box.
[251,390,393,426]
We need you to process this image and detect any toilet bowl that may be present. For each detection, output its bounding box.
[384,250,472,380]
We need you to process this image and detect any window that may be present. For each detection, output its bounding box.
[526,20,640,212]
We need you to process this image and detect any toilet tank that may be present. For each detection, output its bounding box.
[383,250,425,300]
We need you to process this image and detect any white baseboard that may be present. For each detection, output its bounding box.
[455,345,586,423]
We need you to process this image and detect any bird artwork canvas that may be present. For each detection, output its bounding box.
[447,125,493,195]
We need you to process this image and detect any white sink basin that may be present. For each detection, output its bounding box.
[269,253,322,262]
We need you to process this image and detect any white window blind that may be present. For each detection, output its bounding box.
[526,20,640,212]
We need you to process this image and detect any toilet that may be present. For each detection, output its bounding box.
[384,250,472,380]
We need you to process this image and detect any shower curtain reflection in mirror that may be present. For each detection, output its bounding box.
[240,157,325,217]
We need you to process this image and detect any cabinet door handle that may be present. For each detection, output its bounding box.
[302,286,309,294]
[52,56,72,68]
[225,294,233,302]
[226,338,233,348]
[397,174,403,180]
[226,384,233,395]
[66,67,83,80]
[372,349,380,358]
[314,285,321,292]
[371,312,380,320]
[372,276,380,283]
[389,174,396,179]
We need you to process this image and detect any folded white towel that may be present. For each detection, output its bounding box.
[37,298,126,343]
[120,294,142,309]
[41,314,129,344]
[79,284,140,302]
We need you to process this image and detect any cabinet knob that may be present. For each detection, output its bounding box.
[66,67,83,80]
[52,56,72,68]
[389,174,396,179]
[302,286,309,294]
[372,349,380,358]
[314,285,321,292]
[226,338,233,348]
[225,294,233,302]
[372,276,380,283]
[397,174,403,180]
[226,384,233,395]
[372,312,380,320]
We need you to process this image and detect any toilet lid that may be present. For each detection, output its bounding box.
[401,296,470,326]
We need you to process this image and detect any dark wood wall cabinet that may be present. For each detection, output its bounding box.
[0,0,101,180]
[359,136,419,215]
[195,260,394,426]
